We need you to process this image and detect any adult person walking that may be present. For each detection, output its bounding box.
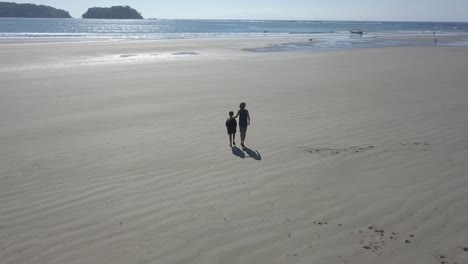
[234,102,250,148]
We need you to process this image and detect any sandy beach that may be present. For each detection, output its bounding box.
[1,38,468,264]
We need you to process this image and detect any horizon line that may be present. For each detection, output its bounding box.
[2,17,467,23]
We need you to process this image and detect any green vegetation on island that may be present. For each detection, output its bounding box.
[82,6,143,19]
[0,2,71,18]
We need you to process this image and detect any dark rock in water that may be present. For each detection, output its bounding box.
[0,2,71,18]
[82,5,143,19]
[405,240,411,244]
[172,52,198,55]
[464,247,468,251]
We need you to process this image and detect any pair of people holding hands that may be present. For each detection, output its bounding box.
[225,102,250,148]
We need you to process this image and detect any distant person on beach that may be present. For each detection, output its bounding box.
[234,102,250,148]
[225,111,237,147]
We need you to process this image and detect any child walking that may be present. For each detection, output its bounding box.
[225,111,237,147]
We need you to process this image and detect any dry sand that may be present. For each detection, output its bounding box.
[1,38,468,264]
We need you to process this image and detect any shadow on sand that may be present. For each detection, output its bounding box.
[231,146,246,159]
[231,146,262,161]
[243,147,262,160]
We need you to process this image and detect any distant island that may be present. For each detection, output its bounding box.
[0,2,71,18]
[82,6,143,19]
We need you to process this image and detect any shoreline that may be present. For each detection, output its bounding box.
[1,32,467,55]
[1,35,468,73]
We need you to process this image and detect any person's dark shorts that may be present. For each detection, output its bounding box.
[227,128,236,135]
[239,126,247,134]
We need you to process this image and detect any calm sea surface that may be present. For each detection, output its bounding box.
[1,18,468,39]
[2,19,468,51]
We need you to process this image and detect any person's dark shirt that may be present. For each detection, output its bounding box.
[226,118,237,133]
[238,109,249,127]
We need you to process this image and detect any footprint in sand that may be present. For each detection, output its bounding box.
[313,221,328,226]
[435,253,461,264]
[399,142,430,150]
[358,225,413,256]
[305,145,375,157]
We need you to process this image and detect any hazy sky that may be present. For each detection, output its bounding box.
[7,0,468,21]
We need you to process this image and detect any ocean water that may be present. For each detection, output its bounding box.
[1,18,468,39]
[1,18,468,51]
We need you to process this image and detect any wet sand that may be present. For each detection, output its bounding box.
[1,38,468,264]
